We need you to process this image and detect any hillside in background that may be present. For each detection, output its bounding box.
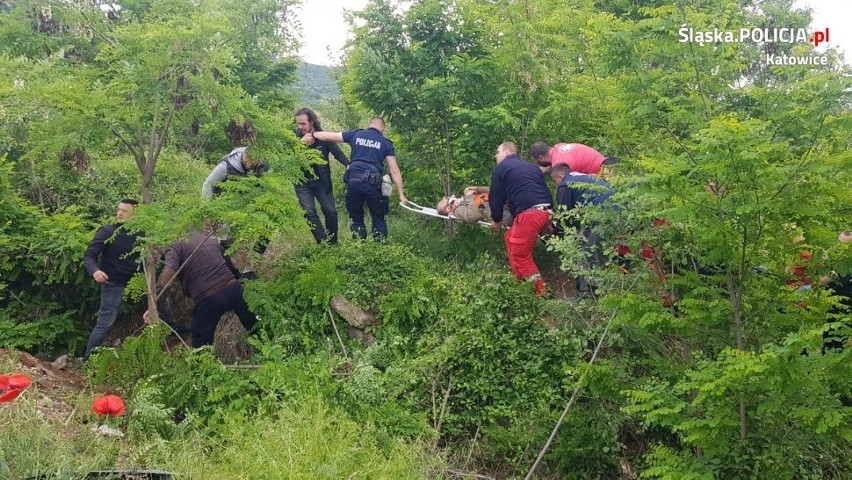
[293,63,340,108]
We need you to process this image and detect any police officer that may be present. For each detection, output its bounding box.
[305,116,407,240]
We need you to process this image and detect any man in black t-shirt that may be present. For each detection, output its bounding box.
[294,108,350,244]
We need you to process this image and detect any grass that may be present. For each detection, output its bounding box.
[0,392,120,478]
[149,396,438,479]
[0,387,440,479]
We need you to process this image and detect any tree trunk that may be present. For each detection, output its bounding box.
[143,251,159,324]
[442,120,456,237]
[141,164,154,204]
[726,269,747,440]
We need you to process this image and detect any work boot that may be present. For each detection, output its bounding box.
[533,277,548,297]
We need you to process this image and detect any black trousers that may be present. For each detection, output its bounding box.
[191,282,257,347]
[295,180,339,244]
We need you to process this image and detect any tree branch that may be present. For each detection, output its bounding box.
[524,274,643,479]
[108,125,140,161]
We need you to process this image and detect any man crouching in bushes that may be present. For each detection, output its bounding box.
[145,231,257,347]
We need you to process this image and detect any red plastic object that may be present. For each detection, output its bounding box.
[8,374,31,390]
[92,394,126,417]
[0,373,32,403]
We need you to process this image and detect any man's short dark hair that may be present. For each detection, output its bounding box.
[529,141,550,161]
[120,199,138,206]
[295,107,322,131]
[550,163,571,178]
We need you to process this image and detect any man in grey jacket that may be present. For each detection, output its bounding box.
[202,147,267,200]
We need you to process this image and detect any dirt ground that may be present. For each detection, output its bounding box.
[0,348,88,423]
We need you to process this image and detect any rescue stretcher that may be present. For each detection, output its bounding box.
[399,201,493,228]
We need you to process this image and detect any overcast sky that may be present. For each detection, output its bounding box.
[296,0,849,66]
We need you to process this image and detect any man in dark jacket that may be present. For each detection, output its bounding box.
[83,199,140,358]
[294,108,350,244]
[551,163,616,213]
[84,200,180,358]
[488,142,553,296]
[551,163,616,296]
[153,232,257,347]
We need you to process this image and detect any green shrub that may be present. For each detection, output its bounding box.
[244,239,622,473]
[0,293,78,354]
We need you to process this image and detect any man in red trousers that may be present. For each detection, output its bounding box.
[488,142,554,296]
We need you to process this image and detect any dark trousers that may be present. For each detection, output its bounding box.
[85,281,125,358]
[85,282,178,358]
[345,178,389,240]
[295,181,338,244]
[578,227,604,293]
[191,282,257,347]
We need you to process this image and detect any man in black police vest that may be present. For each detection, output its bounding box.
[305,116,407,240]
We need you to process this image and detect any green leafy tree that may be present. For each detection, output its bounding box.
[342,0,511,200]
[0,0,298,203]
[563,0,852,476]
[0,0,308,345]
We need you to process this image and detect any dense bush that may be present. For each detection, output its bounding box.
[0,152,216,355]
[242,239,626,475]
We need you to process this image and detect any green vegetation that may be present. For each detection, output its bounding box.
[1,357,434,478]
[294,63,342,109]
[0,0,850,478]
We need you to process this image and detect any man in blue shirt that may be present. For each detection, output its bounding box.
[551,162,616,297]
[306,117,407,240]
[488,142,553,296]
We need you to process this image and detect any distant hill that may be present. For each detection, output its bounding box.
[294,63,341,108]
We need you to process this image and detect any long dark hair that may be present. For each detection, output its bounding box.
[294,107,322,131]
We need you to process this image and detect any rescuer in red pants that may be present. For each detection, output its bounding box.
[488,142,554,296]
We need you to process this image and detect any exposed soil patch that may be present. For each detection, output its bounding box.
[0,348,88,424]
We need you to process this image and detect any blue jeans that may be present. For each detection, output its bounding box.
[295,180,339,244]
[345,178,389,240]
[85,281,125,358]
